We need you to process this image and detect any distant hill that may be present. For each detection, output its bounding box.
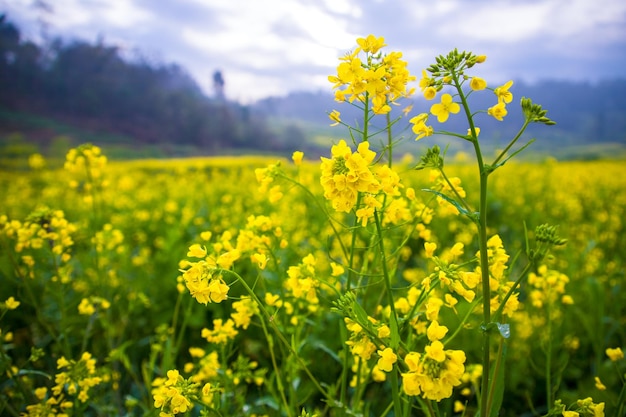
[252,79,626,155]
[0,14,311,159]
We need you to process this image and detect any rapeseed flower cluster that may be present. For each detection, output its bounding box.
[152,369,201,416]
[555,397,605,417]
[328,34,415,115]
[0,207,76,263]
[476,234,520,317]
[179,211,289,306]
[320,139,378,213]
[606,347,624,362]
[401,344,466,401]
[64,143,108,198]
[180,255,230,305]
[185,348,220,383]
[344,317,377,362]
[52,352,103,403]
[421,242,478,303]
[285,253,321,308]
[409,50,520,143]
[320,139,402,223]
[22,389,74,417]
[528,265,573,308]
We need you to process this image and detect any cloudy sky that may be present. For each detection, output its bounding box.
[2,0,626,103]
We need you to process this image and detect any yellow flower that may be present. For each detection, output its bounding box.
[265,293,280,306]
[423,86,437,100]
[494,80,514,103]
[488,101,508,121]
[594,376,606,391]
[606,347,624,361]
[187,244,207,258]
[28,153,46,170]
[376,347,397,372]
[201,319,238,344]
[206,278,229,303]
[78,298,95,315]
[216,249,241,269]
[562,411,579,417]
[426,320,448,341]
[401,347,466,400]
[410,113,433,141]
[469,76,487,91]
[320,139,380,213]
[467,127,481,137]
[419,69,433,90]
[356,34,386,54]
[251,253,268,269]
[377,324,391,338]
[425,340,446,362]
[424,242,437,258]
[475,55,487,63]
[330,262,345,276]
[292,151,304,166]
[231,296,258,330]
[4,297,20,310]
[450,242,464,258]
[430,93,460,123]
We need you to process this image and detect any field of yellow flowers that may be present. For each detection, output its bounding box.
[1,150,624,416]
[2,36,626,417]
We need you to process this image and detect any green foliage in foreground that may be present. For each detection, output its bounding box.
[0,153,624,416]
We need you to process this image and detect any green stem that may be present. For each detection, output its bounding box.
[258,308,291,417]
[390,368,404,417]
[490,120,530,167]
[486,337,505,414]
[279,174,349,261]
[615,375,626,417]
[451,70,493,417]
[222,269,330,401]
[373,209,402,416]
[362,93,370,143]
[373,210,400,347]
[492,261,532,323]
[386,112,393,167]
[347,195,362,291]
[477,152,492,417]
[442,296,482,345]
[545,302,553,408]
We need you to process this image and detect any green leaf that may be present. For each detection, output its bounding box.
[421,188,472,217]
[487,343,507,417]
[16,369,52,379]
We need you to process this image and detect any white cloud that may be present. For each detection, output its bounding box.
[438,2,553,43]
[1,0,624,101]
[98,0,153,28]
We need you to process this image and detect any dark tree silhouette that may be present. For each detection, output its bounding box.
[213,70,225,100]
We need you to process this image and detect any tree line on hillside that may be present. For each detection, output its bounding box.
[0,15,305,153]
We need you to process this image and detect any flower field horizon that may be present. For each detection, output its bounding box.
[1,153,624,416]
